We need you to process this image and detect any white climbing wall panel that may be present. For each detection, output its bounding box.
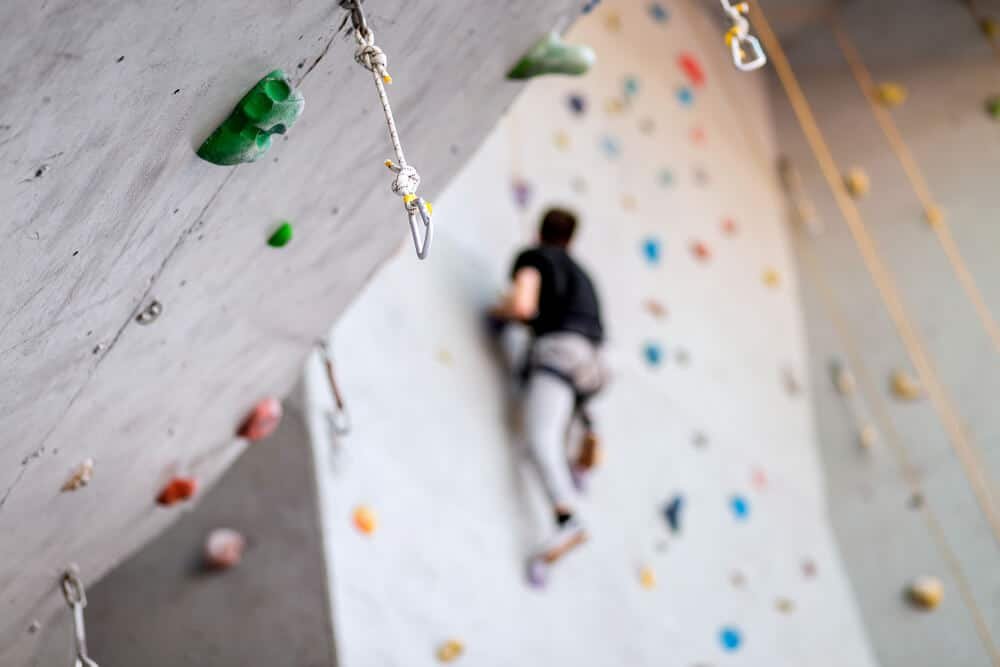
[305,1,877,664]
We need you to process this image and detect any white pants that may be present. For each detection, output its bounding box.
[501,327,605,512]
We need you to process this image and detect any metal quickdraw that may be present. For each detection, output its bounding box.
[344,0,434,259]
[62,569,99,667]
[720,1,767,71]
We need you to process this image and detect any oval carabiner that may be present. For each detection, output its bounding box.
[731,33,767,71]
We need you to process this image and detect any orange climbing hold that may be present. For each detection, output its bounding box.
[907,576,943,610]
[61,459,94,492]
[890,369,923,401]
[691,240,711,261]
[644,299,667,319]
[353,505,378,535]
[238,398,283,441]
[843,167,870,198]
[157,476,198,506]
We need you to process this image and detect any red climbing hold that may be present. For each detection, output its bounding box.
[238,398,283,441]
[691,240,711,261]
[678,53,705,87]
[157,476,198,506]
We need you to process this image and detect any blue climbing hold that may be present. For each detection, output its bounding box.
[677,85,694,107]
[641,237,661,264]
[624,76,640,99]
[720,626,743,652]
[663,494,684,533]
[643,342,663,367]
[730,494,750,520]
[567,93,586,115]
[649,2,669,23]
[600,135,621,158]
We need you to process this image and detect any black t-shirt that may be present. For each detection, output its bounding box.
[511,245,604,343]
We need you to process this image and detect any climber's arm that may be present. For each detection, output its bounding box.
[491,266,541,322]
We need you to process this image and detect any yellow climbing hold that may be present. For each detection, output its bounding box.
[762,268,781,288]
[61,458,94,492]
[831,360,856,396]
[891,369,923,401]
[604,11,622,32]
[775,597,795,614]
[924,205,944,228]
[605,97,625,114]
[875,82,907,108]
[554,131,570,150]
[907,576,943,610]
[844,167,870,198]
[859,424,878,450]
[353,505,377,535]
[639,565,657,590]
[437,639,464,663]
[981,17,999,38]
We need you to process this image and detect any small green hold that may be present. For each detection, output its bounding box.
[507,32,596,80]
[986,95,1000,120]
[197,70,304,166]
[268,221,293,247]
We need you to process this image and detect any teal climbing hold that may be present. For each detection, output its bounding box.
[197,70,305,166]
[268,221,294,247]
[508,32,596,79]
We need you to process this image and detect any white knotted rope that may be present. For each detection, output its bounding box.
[351,9,433,259]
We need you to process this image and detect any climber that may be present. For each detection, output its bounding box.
[489,207,607,565]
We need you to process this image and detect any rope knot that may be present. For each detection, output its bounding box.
[388,163,421,197]
[354,31,391,83]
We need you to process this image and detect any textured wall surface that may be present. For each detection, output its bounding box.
[769,0,1000,665]
[304,1,876,665]
[0,1,580,662]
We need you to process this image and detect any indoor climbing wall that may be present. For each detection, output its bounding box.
[305,1,877,664]
[765,1,1000,665]
[0,1,583,663]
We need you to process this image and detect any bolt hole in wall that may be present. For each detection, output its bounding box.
[302,1,877,665]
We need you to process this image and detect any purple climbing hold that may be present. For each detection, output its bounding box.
[511,178,533,209]
[567,93,587,115]
[526,557,548,588]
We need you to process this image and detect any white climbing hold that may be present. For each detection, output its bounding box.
[859,424,879,450]
[61,459,94,492]
[204,528,247,570]
[907,576,943,609]
[830,360,856,396]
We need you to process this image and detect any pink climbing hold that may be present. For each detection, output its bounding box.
[204,528,247,570]
[678,52,706,87]
[238,398,283,441]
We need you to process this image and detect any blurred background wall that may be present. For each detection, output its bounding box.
[304,1,877,664]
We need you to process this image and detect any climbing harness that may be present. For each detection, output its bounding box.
[344,0,433,259]
[318,339,351,436]
[720,1,767,71]
[62,569,99,667]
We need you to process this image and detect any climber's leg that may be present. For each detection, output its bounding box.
[524,371,578,516]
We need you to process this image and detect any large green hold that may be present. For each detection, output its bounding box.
[507,32,596,80]
[197,70,305,165]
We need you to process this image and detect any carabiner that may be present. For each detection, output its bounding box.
[731,33,767,71]
[407,198,433,260]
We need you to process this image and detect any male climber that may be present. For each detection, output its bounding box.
[490,207,606,565]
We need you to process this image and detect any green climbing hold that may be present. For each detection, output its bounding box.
[268,221,294,247]
[197,70,305,166]
[507,32,595,80]
[986,95,1000,120]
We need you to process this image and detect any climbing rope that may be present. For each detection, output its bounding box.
[705,9,999,657]
[753,6,1000,548]
[346,0,433,259]
[62,569,99,667]
[830,19,1000,355]
[720,1,767,71]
